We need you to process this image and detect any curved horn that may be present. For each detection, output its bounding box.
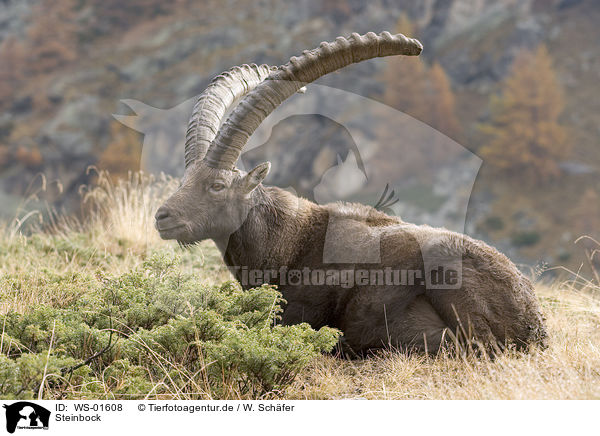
[204,31,423,169]
[184,64,276,169]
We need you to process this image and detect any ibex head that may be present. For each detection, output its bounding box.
[155,160,270,243]
[155,32,422,244]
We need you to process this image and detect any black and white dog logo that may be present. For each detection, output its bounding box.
[3,402,50,434]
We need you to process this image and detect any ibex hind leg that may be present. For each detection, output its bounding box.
[394,295,454,355]
[342,295,453,356]
[425,286,502,355]
[424,266,545,354]
[420,235,546,352]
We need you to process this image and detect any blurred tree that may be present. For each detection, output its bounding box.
[97,121,142,182]
[381,14,428,121]
[377,15,462,182]
[426,62,462,141]
[479,45,570,181]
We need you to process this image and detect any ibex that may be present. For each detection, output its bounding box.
[155,32,547,354]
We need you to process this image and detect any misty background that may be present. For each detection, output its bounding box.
[0,0,598,277]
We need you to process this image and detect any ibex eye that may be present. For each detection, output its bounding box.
[210,183,225,192]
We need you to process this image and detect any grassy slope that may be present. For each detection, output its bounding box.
[1,172,599,400]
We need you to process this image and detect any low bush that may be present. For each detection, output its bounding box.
[0,252,339,399]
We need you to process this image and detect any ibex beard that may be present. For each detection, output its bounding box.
[155,32,547,355]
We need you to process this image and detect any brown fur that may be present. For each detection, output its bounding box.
[156,162,547,355]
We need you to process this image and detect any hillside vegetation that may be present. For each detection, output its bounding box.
[1,172,599,400]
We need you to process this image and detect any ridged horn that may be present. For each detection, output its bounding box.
[184,64,276,169]
[204,31,423,169]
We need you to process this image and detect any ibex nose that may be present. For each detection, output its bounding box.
[155,206,170,221]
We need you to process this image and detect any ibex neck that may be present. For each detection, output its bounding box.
[220,185,322,274]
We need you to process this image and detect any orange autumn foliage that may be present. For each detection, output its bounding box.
[479,45,570,181]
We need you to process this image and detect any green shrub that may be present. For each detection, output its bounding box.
[0,251,340,399]
[0,354,85,400]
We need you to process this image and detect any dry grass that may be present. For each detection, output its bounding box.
[2,171,600,399]
[79,169,179,254]
[0,170,230,315]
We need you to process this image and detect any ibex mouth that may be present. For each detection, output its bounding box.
[155,221,186,239]
[156,224,184,232]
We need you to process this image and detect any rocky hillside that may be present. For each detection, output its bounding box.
[0,0,598,272]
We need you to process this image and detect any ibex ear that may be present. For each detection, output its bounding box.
[243,162,271,193]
